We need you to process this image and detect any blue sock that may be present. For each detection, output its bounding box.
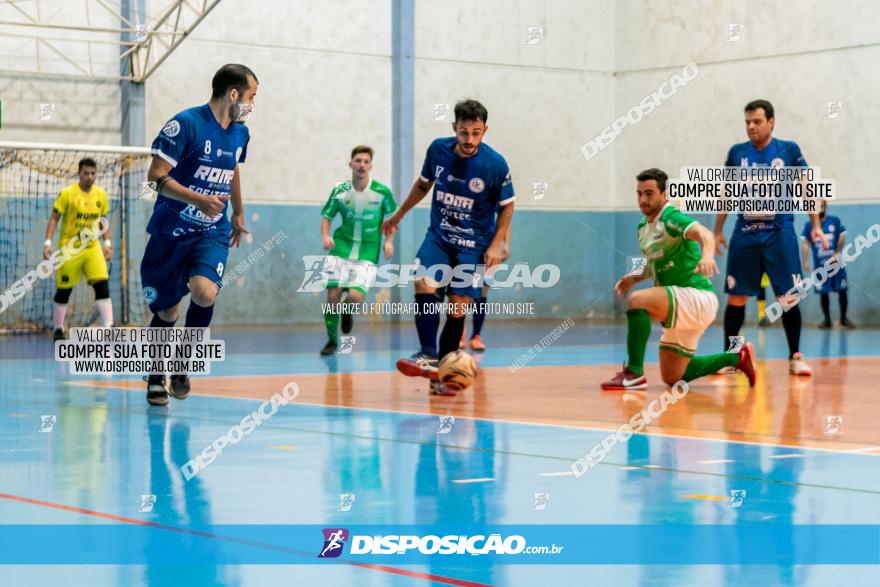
[185,303,214,328]
[472,296,487,336]
[414,293,440,356]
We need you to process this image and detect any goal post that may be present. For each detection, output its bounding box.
[0,141,153,333]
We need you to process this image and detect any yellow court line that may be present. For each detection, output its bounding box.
[683,494,728,502]
[269,444,299,451]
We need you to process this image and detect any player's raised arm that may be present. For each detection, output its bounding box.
[147,157,228,218]
[685,222,720,277]
[381,177,433,236]
[229,164,249,247]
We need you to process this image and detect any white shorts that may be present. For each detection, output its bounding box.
[324,256,377,294]
[659,286,719,357]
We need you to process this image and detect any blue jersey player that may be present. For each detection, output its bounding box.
[141,64,257,406]
[713,100,828,377]
[801,201,853,329]
[382,99,515,395]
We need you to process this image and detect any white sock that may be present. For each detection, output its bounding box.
[53,302,68,330]
[96,298,114,327]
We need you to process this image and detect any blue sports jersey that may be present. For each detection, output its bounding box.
[802,215,845,266]
[419,137,514,252]
[724,137,807,230]
[148,104,250,236]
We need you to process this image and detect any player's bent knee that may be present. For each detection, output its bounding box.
[158,307,180,323]
[413,278,436,296]
[91,280,110,300]
[54,288,73,304]
[728,295,748,306]
[347,290,365,303]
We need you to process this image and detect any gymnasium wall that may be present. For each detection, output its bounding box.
[2,0,878,328]
[0,0,122,145]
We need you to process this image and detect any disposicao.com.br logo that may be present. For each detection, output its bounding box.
[317,529,564,557]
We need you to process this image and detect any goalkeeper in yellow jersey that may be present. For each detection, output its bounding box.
[43,157,114,340]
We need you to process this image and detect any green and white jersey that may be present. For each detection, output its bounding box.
[321,178,396,263]
[637,203,712,292]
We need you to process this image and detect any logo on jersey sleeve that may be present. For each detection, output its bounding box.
[162,120,180,137]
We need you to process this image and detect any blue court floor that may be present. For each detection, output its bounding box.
[1,321,879,586]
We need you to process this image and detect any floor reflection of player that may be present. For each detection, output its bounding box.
[145,414,233,586]
[413,417,504,585]
[722,378,808,586]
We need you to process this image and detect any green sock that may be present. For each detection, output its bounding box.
[324,311,339,344]
[625,308,651,376]
[682,352,739,382]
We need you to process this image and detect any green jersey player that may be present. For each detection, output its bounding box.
[319,145,396,355]
[601,168,757,390]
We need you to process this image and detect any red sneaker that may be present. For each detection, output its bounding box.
[601,365,647,390]
[736,342,757,387]
[469,335,486,352]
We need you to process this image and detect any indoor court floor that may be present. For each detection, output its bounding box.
[1,321,878,586]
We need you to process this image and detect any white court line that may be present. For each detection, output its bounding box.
[620,466,642,470]
[698,459,735,464]
[643,465,661,469]
[846,446,880,453]
[539,471,575,477]
[452,478,495,484]
[768,453,805,459]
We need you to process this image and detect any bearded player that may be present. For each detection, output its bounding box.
[141,64,256,406]
[382,99,514,395]
[602,169,756,390]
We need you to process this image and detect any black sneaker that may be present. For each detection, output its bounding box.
[341,311,353,334]
[320,340,337,355]
[396,352,439,379]
[758,317,771,328]
[818,319,832,329]
[840,318,856,329]
[53,327,65,341]
[169,374,191,400]
[146,374,168,406]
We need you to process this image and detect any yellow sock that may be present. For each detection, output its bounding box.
[757,299,766,321]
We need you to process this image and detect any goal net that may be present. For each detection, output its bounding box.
[0,141,153,333]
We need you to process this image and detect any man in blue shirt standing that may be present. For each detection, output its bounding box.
[802,201,854,329]
[714,99,828,377]
[382,99,515,395]
[141,64,256,405]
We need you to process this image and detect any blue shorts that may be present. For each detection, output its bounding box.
[415,235,483,300]
[813,261,848,294]
[725,225,801,297]
[140,230,229,313]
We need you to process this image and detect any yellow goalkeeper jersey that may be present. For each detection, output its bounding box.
[52,182,108,248]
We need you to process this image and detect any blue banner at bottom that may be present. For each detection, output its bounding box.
[0,524,877,565]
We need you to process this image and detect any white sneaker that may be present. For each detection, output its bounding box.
[789,353,812,376]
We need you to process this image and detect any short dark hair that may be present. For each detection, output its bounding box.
[350,145,373,161]
[78,157,97,172]
[745,99,774,120]
[454,99,488,124]
[636,168,668,192]
[211,64,258,99]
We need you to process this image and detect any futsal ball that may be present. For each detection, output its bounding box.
[438,350,477,391]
